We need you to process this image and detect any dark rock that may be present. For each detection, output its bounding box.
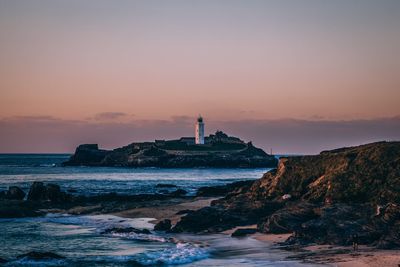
[231,228,257,237]
[293,204,378,246]
[172,141,400,248]
[155,184,177,188]
[27,182,69,202]
[0,200,42,218]
[170,189,187,197]
[17,251,65,260]
[172,207,229,233]
[154,219,172,231]
[46,184,64,202]
[27,182,47,201]
[196,180,255,197]
[62,144,108,166]
[172,198,283,233]
[373,204,400,249]
[258,202,319,234]
[242,141,400,204]
[176,209,193,215]
[172,206,257,233]
[63,132,278,168]
[0,186,25,200]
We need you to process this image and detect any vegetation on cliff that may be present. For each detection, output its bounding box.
[63,131,278,168]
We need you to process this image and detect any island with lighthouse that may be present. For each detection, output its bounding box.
[63,116,278,168]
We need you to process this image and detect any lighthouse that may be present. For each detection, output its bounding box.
[195,116,205,144]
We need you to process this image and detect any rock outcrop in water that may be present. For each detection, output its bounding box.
[63,131,277,168]
[0,181,194,218]
[174,141,400,248]
[27,182,71,202]
[0,186,25,200]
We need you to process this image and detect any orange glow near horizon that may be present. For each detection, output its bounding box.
[0,1,400,153]
[1,1,399,122]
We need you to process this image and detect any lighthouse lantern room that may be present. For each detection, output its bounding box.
[195,116,205,145]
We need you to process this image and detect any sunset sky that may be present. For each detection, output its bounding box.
[0,0,399,154]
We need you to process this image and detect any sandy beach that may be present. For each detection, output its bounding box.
[113,197,400,267]
[113,197,217,224]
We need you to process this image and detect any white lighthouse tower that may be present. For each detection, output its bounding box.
[195,116,205,144]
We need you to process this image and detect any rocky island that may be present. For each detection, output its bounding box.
[63,131,278,168]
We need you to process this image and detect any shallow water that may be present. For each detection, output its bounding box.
[0,154,321,266]
[0,214,320,266]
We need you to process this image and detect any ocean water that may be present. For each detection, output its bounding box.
[0,154,318,266]
[0,154,269,196]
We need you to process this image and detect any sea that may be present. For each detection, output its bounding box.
[0,154,318,266]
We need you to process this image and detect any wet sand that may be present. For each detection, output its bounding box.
[253,233,400,267]
[112,197,400,267]
[112,197,217,224]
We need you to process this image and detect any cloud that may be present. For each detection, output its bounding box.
[91,112,129,121]
[0,115,399,154]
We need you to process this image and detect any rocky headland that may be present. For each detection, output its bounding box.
[171,141,400,249]
[62,131,278,168]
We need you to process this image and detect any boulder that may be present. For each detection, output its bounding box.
[172,206,254,233]
[291,204,377,246]
[0,200,42,218]
[27,182,47,201]
[154,219,172,231]
[0,186,25,200]
[176,209,193,215]
[231,228,257,237]
[170,189,187,197]
[258,202,319,234]
[196,180,255,197]
[27,182,69,202]
[46,184,65,202]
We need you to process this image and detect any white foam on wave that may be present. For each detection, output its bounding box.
[107,231,168,243]
[41,213,154,231]
[137,242,209,265]
[41,214,174,243]
[7,258,66,266]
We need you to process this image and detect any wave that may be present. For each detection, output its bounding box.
[105,231,168,243]
[41,214,154,231]
[6,258,66,266]
[2,214,210,266]
[136,242,209,265]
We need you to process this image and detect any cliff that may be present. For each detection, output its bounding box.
[173,141,400,248]
[63,131,278,168]
[225,141,400,205]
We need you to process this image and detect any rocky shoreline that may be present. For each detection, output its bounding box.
[0,181,197,218]
[168,141,400,250]
[1,141,400,265]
